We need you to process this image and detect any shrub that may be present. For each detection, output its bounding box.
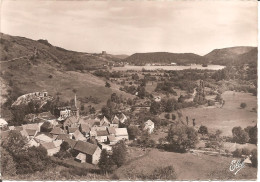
[137,166,177,180]
[208,100,215,106]
[172,114,176,120]
[240,103,247,109]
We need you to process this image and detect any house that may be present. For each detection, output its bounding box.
[107,135,117,145]
[119,113,127,124]
[100,116,110,126]
[80,123,91,137]
[25,129,37,139]
[91,126,107,132]
[62,138,77,149]
[72,130,87,142]
[63,116,78,129]
[73,141,102,164]
[22,123,41,132]
[56,134,70,140]
[41,142,60,156]
[50,127,65,137]
[27,138,40,147]
[68,127,78,134]
[34,132,54,143]
[37,111,56,122]
[96,130,109,143]
[144,120,154,134]
[20,130,29,139]
[154,96,161,102]
[107,127,116,135]
[112,115,120,124]
[115,128,129,141]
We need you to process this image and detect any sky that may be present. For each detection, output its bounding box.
[0,0,258,55]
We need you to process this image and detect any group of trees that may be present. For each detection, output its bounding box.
[166,124,199,153]
[98,141,127,173]
[1,131,51,176]
[232,125,257,144]
[155,81,177,95]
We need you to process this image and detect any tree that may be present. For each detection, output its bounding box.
[150,101,161,115]
[40,121,53,133]
[240,102,247,109]
[98,149,116,173]
[112,141,127,167]
[248,125,257,144]
[2,130,27,155]
[105,81,111,88]
[167,124,199,153]
[250,149,257,168]
[172,114,176,120]
[232,126,249,144]
[15,146,50,174]
[127,125,141,140]
[198,125,208,136]
[1,148,17,176]
[60,141,70,151]
[164,113,170,119]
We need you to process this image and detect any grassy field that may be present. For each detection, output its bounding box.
[1,61,135,111]
[180,91,257,136]
[114,148,257,180]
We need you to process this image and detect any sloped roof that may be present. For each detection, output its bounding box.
[107,127,116,135]
[53,140,63,147]
[64,116,78,126]
[100,116,110,126]
[50,127,65,135]
[34,132,53,143]
[63,138,77,148]
[108,135,116,142]
[96,130,109,136]
[14,126,23,131]
[74,141,99,155]
[20,130,29,137]
[25,129,37,136]
[38,111,56,120]
[80,124,90,133]
[91,126,107,132]
[115,128,128,136]
[68,127,78,133]
[56,134,70,140]
[73,130,87,141]
[41,142,56,150]
[0,118,8,125]
[112,115,120,124]
[22,123,39,131]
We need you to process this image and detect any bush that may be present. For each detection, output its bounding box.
[240,102,247,109]
[208,100,215,106]
[198,125,208,136]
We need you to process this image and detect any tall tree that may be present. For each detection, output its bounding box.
[112,141,127,167]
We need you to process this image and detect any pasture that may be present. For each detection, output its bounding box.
[180,91,257,136]
[114,148,257,180]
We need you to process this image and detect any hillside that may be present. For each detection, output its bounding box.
[124,52,206,65]
[0,33,134,111]
[204,46,257,65]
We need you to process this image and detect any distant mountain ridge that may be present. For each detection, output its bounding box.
[204,46,257,65]
[124,46,257,66]
[124,52,206,65]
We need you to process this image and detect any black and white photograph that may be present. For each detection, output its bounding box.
[0,0,258,181]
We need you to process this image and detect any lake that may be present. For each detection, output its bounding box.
[112,64,225,71]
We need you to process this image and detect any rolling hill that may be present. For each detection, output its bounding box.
[0,33,134,111]
[204,46,257,65]
[124,46,257,66]
[124,52,206,65]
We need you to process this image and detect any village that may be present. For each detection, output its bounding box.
[0,91,156,166]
